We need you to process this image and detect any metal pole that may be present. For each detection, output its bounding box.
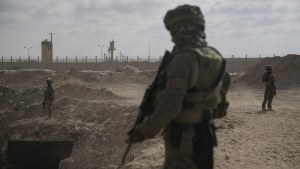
[245,54,248,70]
[231,55,234,73]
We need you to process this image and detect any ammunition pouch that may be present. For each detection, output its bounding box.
[183,86,220,109]
[169,116,217,149]
[184,88,218,102]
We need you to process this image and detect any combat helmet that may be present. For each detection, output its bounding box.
[46,78,52,84]
[265,65,272,72]
[164,4,205,31]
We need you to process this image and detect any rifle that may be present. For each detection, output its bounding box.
[121,51,173,165]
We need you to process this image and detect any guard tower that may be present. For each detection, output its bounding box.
[41,39,53,62]
[108,40,116,62]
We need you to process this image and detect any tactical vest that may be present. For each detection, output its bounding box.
[178,47,225,110]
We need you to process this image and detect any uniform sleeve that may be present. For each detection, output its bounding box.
[262,73,267,83]
[271,75,276,90]
[44,90,47,102]
[138,52,196,139]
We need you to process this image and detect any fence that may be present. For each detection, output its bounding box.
[0,55,265,73]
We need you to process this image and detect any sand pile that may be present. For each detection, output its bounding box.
[240,54,300,88]
[116,65,140,73]
[56,84,124,100]
[0,66,299,169]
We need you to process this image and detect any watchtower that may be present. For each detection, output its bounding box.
[41,39,52,62]
[108,40,116,61]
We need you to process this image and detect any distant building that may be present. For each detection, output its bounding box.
[41,39,53,62]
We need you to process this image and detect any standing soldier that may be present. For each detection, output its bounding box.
[43,78,54,118]
[127,4,228,169]
[262,65,276,111]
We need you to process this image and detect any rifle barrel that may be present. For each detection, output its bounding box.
[121,140,132,165]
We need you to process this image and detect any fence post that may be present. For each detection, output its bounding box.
[66,56,68,71]
[148,56,150,70]
[56,56,59,70]
[231,55,234,73]
[37,56,39,69]
[245,54,247,70]
[259,54,261,61]
[28,56,31,69]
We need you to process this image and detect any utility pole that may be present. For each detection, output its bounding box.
[48,32,55,61]
[24,46,33,59]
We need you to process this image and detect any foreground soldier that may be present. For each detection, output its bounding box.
[262,65,276,111]
[43,78,54,118]
[127,4,228,169]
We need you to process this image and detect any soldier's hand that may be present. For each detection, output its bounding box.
[127,127,145,143]
[273,90,277,95]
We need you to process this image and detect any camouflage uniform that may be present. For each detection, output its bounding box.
[129,5,227,169]
[43,79,54,118]
[262,66,276,111]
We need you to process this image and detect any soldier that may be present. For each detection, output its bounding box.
[127,4,228,169]
[262,65,276,111]
[0,85,9,96]
[43,78,54,118]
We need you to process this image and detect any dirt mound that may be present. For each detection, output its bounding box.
[116,65,140,73]
[1,67,300,169]
[0,69,53,88]
[239,54,300,88]
[56,84,125,100]
[66,68,154,85]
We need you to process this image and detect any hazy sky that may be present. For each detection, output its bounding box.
[0,0,299,59]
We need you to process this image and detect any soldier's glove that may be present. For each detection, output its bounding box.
[273,90,276,95]
[127,127,145,143]
[213,101,229,119]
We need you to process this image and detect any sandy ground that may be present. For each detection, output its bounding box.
[0,67,299,169]
[118,85,300,169]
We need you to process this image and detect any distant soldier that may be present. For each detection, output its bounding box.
[1,86,9,96]
[262,65,276,111]
[43,78,54,118]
